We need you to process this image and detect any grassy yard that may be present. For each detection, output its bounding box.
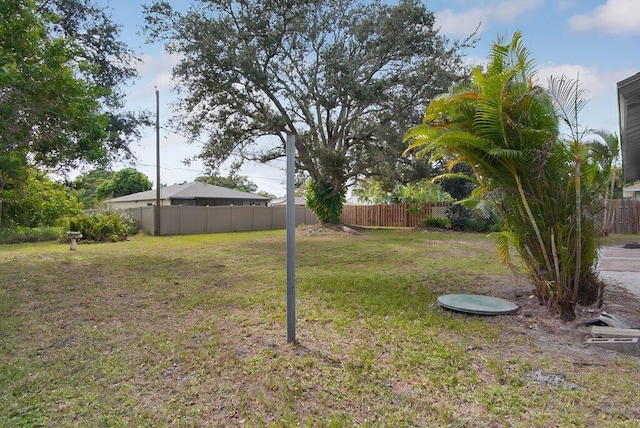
[1,228,638,427]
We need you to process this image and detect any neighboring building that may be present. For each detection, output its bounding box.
[623,183,640,199]
[618,72,640,183]
[269,196,307,206]
[105,182,270,209]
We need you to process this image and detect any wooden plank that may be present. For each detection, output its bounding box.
[590,326,640,338]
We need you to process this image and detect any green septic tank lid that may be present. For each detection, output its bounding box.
[437,294,519,315]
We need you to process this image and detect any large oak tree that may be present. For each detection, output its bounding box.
[144,0,472,222]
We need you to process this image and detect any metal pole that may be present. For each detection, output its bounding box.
[286,132,296,343]
[155,88,161,236]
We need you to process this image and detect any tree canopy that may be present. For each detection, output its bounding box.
[144,0,473,222]
[1,0,144,172]
[1,0,147,228]
[195,172,258,194]
[353,178,453,204]
[69,169,115,209]
[96,168,153,200]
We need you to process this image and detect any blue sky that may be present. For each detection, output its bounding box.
[105,0,640,196]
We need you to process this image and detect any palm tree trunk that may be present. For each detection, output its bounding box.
[603,179,611,236]
[607,177,616,234]
[572,142,582,308]
[513,173,554,279]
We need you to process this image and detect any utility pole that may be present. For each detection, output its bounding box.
[286,132,296,343]
[155,87,161,236]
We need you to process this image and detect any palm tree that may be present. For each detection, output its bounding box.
[585,129,621,235]
[405,32,602,319]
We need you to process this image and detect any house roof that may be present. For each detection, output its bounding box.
[269,196,307,206]
[618,72,640,183]
[106,182,271,203]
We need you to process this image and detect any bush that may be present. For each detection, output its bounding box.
[67,211,133,243]
[0,226,65,244]
[421,216,452,229]
[446,205,499,233]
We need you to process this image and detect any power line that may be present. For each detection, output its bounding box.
[129,162,285,182]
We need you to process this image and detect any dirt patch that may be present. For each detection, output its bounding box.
[476,276,640,362]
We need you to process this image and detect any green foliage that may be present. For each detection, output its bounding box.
[195,172,258,194]
[437,162,476,201]
[446,205,499,232]
[69,169,115,209]
[67,211,135,242]
[421,216,451,229]
[585,129,622,234]
[305,178,346,224]
[354,178,453,204]
[96,168,152,199]
[0,0,144,182]
[1,170,82,228]
[0,226,64,244]
[405,32,603,319]
[144,0,472,225]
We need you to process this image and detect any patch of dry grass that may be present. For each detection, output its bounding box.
[1,228,639,426]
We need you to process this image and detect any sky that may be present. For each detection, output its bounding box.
[103,0,640,197]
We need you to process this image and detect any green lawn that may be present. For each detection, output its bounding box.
[1,228,638,427]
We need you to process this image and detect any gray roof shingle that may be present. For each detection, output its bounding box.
[106,182,270,202]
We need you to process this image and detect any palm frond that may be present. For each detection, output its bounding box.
[488,148,523,159]
[547,75,589,142]
[491,230,517,266]
[431,171,476,183]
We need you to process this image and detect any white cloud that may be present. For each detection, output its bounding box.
[435,0,543,36]
[435,8,486,36]
[463,55,488,68]
[537,64,607,99]
[537,63,635,100]
[535,63,637,133]
[135,51,182,80]
[492,0,544,22]
[568,0,640,36]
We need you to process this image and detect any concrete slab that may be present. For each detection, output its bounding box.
[598,246,640,299]
[597,247,640,271]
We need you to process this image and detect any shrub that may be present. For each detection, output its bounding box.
[66,211,131,242]
[0,227,65,244]
[421,216,451,229]
[446,205,499,233]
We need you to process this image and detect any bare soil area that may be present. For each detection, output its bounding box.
[481,277,640,363]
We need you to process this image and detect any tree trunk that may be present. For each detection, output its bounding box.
[571,143,582,314]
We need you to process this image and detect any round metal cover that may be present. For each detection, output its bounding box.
[437,294,519,315]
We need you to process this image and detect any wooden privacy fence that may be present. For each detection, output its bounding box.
[343,200,640,233]
[606,199,640,234]
[342,202,452,228]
